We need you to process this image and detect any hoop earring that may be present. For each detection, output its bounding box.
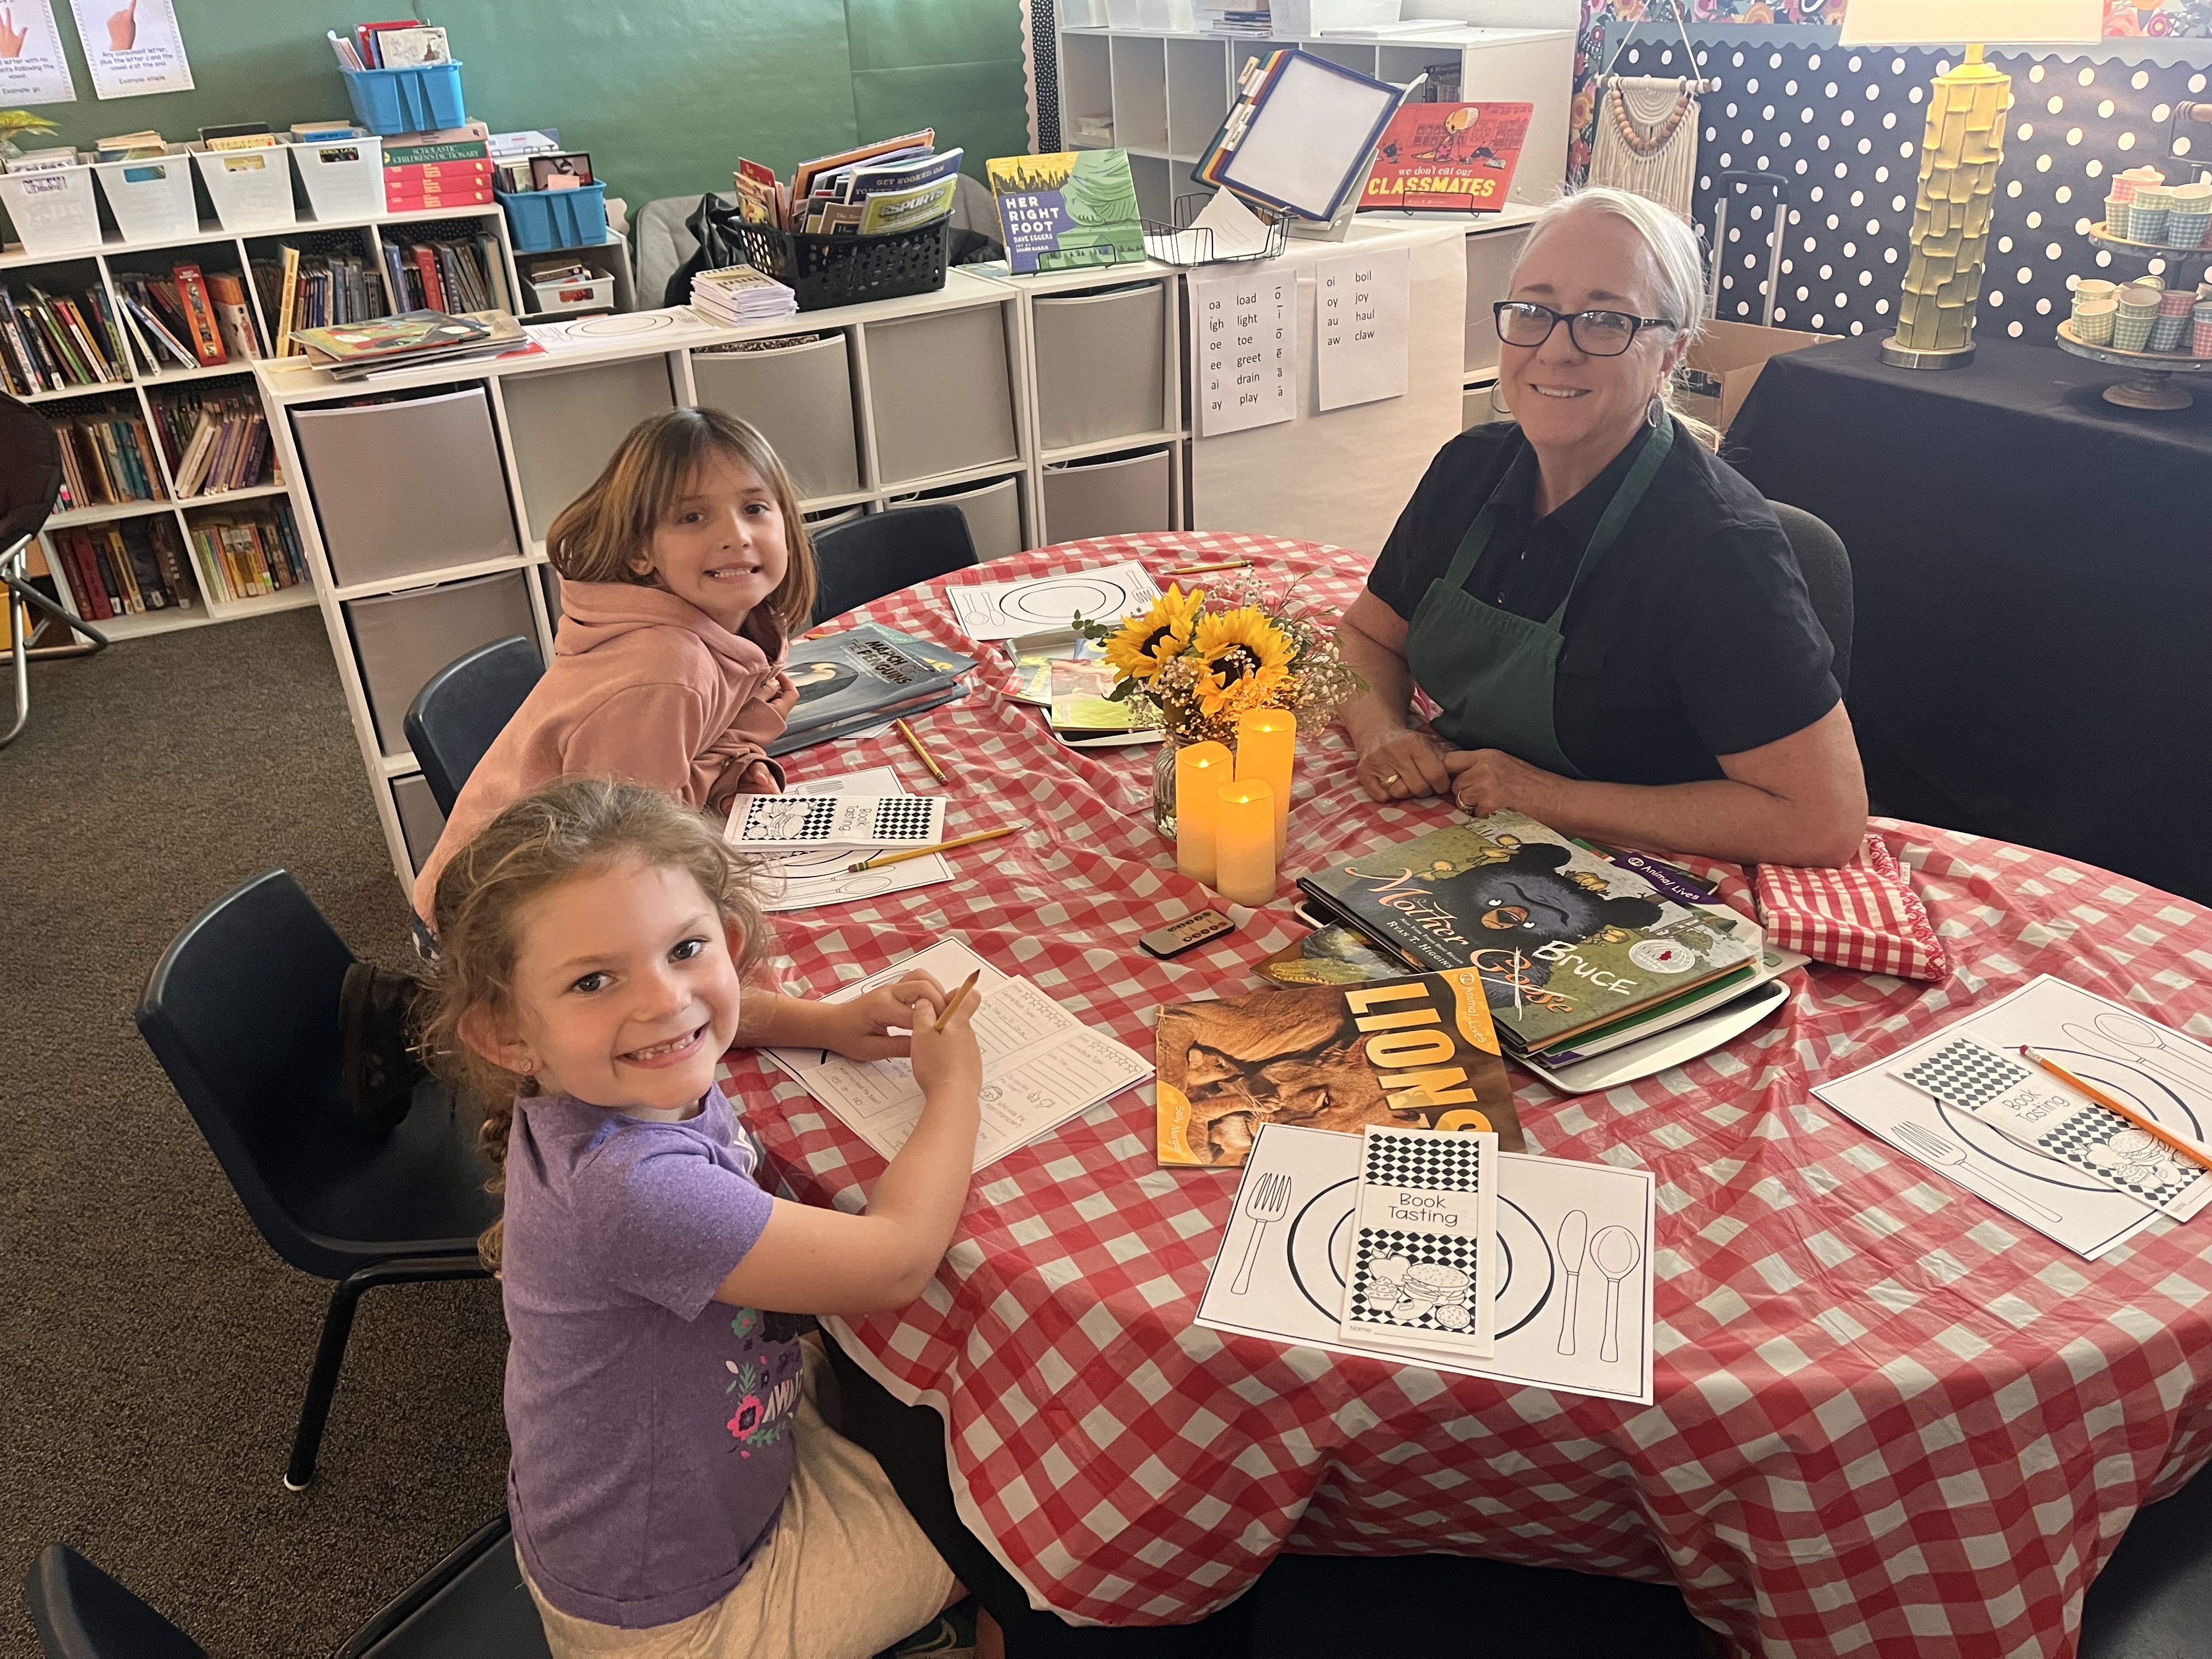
[1646,394,1666,429]
[1488,381,1511,416]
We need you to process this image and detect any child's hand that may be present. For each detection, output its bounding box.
[825,971,945,1062]
[910,981,983,1107]
[766,671,801,719]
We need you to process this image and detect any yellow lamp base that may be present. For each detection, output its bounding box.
[1891,42,2010,369]
[1879,335,1976,370]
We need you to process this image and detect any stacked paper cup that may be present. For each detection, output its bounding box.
[2169,183,2212,250]
[2076,298,2118,345]
[2114,165,2167,204]
[2152,286,2194,352]
[2195,295,2212,358]
[2106,192,2133,240]
[2132,187,2174,247]
[2115,285,2161,351]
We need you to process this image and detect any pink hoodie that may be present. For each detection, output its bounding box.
[412,579,789,923]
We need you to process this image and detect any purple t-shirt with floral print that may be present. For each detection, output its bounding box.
[503,1085,802,1629]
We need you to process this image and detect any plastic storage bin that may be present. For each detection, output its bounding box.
[865,306,1019,484]
[346,569,535,755]
[0,163,101,257]
[499,357,676,541]
[291,133,384,221]
[731,219,947,312]
[1033,283,1168,450]
[528,269,614,311]
[342,61,468,137]
[191,144,298,233]
[691,335,862,500]
[89,149,199,242]
[890,476,1024,562]
[498,184,607,253]
[1042,449,1172,543]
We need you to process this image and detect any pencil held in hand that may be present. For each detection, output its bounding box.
[934,969,981,1032]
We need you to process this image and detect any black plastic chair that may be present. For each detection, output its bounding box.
[1769,500,1853,696]
[1,393,106,749]
[810,503,978,626]
[25,1513,551,1658]
[133,869,498,1489]
[402,635,545,817]
[2079,1457,2212,1658]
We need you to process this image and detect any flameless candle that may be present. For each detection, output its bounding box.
[1213,780,1277,906]
[1235,708,1296,855]
[1175,741,1233,884]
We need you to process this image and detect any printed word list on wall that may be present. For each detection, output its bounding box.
[1316,245,1411,413]
[1192,267,1295,437]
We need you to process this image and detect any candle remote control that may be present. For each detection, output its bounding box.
[1138,910,1237,959]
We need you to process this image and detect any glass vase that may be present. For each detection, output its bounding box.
[1152,740,1181,839]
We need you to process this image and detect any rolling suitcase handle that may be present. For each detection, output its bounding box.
[1707,170,1793,326]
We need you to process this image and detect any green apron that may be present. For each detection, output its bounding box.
[1403,415,1675,780]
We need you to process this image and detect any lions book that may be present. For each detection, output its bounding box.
[1297,812,1764,1059]
[1155,970,1521,1168]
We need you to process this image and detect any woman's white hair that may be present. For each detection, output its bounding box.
[1507,187,1717,442]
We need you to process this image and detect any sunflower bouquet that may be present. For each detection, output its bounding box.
[1073,572,1362,749]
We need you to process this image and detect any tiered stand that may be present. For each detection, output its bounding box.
[2056,224,2212,410]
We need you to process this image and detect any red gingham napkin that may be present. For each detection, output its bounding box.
[1754,832,1950,980]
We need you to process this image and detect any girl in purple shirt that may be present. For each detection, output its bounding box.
[420,777,1002,1659]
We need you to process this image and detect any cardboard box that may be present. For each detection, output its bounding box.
[1673,319,1839,433]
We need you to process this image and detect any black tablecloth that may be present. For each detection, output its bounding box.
[1726,335,2212,905]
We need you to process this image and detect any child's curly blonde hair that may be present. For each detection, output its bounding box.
[416,777,770,1267]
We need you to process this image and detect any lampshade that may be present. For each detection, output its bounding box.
[1839,0,2104,46]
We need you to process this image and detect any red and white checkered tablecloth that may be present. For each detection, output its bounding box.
[719,532,2212,1658]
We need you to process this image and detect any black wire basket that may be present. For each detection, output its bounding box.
[729,217,950,312]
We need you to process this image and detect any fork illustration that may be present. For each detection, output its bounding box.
[1892,1121,2064,1223]
[1229,1172,1294,1295]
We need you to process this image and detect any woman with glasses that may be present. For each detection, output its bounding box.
[1334,187,1866,868]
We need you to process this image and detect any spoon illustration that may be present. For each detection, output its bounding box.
[2094,1011,2212,1096]
[1554,1209,1589,1357]
[2061,1022,2143,1067]
[1590,1225,1643,1365]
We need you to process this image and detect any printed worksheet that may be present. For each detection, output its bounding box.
[765,939,1152,1169]
[723,792,943,850]
[946,561,1161,641]
[1197,1125,1656,1406]
[755,768,952,913]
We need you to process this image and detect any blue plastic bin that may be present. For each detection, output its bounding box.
[342,61,467,136]
[499,183,609,252]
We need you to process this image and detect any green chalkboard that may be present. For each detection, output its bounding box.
[15,0,1030,212]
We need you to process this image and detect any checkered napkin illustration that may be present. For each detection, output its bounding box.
[1899,1039,2204,1214]
[1755,832,1949,981]
[1339,1125,1498,1358]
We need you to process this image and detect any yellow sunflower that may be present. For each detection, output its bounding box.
[1102,584,1203,682]
[1190,607,1293,718]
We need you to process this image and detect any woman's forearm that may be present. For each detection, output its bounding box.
[1334,617,1416,747]
[1512,774,1860,868]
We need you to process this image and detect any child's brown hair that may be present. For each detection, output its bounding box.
[545,408,817,655]
[416,777,770,1267]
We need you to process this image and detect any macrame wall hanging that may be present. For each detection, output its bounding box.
[1589,77,1705,216]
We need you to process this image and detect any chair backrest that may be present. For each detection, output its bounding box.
[134,869,494,1278]
[24,1545,207,1659]
[403,636,545,817]
[337,1513,551,1658]
[1769,501,1854,697]
[1,394,64,559]
[810,504,978,626]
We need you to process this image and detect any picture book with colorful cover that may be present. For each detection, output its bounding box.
[1359,102,1532,213]
[781,622,966,737]
[1049,653,1141,736]
[986,150,1144,274]
[1155,969,1521,1168]
[1297,812,1764,1057]
[289,308,487,365]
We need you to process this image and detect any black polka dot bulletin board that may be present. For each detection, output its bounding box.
[1610,29,2212,343]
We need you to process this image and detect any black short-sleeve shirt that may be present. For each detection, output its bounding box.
[1366,422,1839,785]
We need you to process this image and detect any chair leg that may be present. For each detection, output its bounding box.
[285,1254,487,1491]
[1,568,107,752]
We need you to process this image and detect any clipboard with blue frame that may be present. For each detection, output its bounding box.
[1194,49,1412,225]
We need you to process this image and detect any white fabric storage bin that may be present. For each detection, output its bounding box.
[1034,283,1168,451]
[865,307,1019,487]
[347,570,538,756]
[692,336,862,501]
[391,774,449,871]
[292,134,385,221]
[1041,449,1172,543]
[890,475,1024,563]
[499,356,676,541]
[89,149,200,242]
[0,163,101,257]
[191,145,297,233]
[292,387,522,586]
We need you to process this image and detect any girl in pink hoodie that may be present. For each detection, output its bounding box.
[413,409,814,927]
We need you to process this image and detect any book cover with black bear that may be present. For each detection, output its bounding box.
[1297,811,1764,1055]
[1156,970,1520,1169]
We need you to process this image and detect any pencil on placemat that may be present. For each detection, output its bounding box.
[934,969,981,1032]
[845,825,1018,873]
[2020,1045,2212,1172]
[1166,560,1249,575]
[895,718,949,783]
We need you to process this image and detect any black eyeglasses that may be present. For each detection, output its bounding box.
[1493,301,1675,358]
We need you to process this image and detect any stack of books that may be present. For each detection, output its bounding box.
[288,308,522,380]
[50,517,196,618]
[250,245,389,354]
[153,389,272,497]
[0,284,126,394]
[188,501,308,602]
[383,132,494,211]
[733,132,963,238]
[109,265,232,372]
[690,265,797,325]
[51,406,167,510]
[1199,5,1276,35]
[766,622,978,757]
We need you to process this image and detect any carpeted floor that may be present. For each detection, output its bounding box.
[0,610,510,1657]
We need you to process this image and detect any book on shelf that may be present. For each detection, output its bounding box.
[374,24,450,66]
[1155,970,1521,1169]
[187,499,306,603]
[169,265,229,366]
[290,119,358,143]
[205,272,264,362]
[986,151,1144,274]
[290,307,521,379]
[151,386,273,496]
[0,285,126,394]
[49,517,195,618]
[251,244,393,356]
[50,405,167,510]
[3,147,79,173]
[110,268,230,371]
[1359,102,1532,215]
[1296,811,1770,1065]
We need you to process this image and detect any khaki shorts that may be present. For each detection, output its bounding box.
[522,1336,957,1659]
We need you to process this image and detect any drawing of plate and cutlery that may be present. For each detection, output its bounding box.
[1920,1040,2210,1194]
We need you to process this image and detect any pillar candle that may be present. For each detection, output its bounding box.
[1176,741,1233,884]
[1235,708,1296,855]
[1213,780,1277,906]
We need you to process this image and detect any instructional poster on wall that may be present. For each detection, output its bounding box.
[70,0,193,99]
[1190,265,1295,437]
[0,0,78,104]
[1314,245,1410,413]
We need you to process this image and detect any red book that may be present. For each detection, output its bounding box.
[383,184,495,210]
[169,263,230,366]
[411,245,448,311]
[65,532,109,620]
[1359,102,1532,214]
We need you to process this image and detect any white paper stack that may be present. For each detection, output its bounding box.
[691,263,798,324]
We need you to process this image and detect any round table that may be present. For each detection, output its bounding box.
[720,531,2212,1658]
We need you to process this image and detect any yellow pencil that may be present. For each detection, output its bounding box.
[846,825,1018,873]
[2020,1045,2212,1173]
[895,717,950,784]
[934,969,981,1032]
[1165,560,1249,575]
